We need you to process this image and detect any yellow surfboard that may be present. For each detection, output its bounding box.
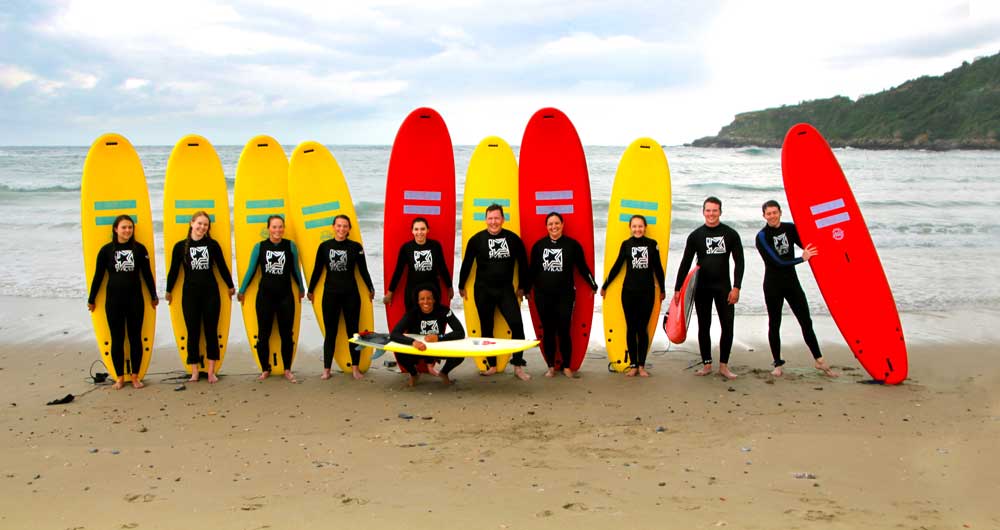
[288,141,375,373]
[163,134,233,373]
[603,138,672,372]
[462,136,521,373]
[81,133,156,380]
[234,135,301,375]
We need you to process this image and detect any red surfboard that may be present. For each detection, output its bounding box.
[519,108,595,371]
[665,266,699,344]
[781,123,907,384]
[383,108,456,372]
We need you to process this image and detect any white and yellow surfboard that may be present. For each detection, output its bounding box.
[81,133,156,380]
[163,134,233,373]
[288,141,375,373]
[234,135,300,375]
[462,136,521,373]
[603,139,672,372]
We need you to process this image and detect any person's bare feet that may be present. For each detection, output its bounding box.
[407,374,418,387]
[113,377,125,390]
[771,366,784,377]
[352,366,364,380]
[257,371,270,381]
[130,376,144,389]
[562,368,575,379]
[514,366,531,381]
[207,372,219,384]
[320,368,331,380]
[188,371,199,383]
[816,358,839,377]
[438,372,452,386]
[719,364,738,380]
[544,367,556,378]
[638,367,650,377]
[284,370,298,383]
[481,366,497,376]
[694,364,713,376]
[426,363,440,376]
[625,367,638,377]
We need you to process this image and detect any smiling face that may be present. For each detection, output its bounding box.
[485,208,504,234]
[763,205,782,228]
[190,214,210,240]
[417,289,436,314]
[703,201,721,227]
[546,214,563,239]
[333,217,351,240]
[267,217,285,241]
[629,217,646,238]
[114,217,134,243]
[412,220,428,244]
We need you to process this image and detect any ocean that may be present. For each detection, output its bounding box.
[2,143,999,347]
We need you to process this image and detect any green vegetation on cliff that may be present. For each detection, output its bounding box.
[692,52,1000,150]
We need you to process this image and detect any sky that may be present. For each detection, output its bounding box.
[1,0,999,146]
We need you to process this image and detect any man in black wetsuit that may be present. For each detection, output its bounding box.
[674,196,744,379]
[756,200,837,377]
[458,203,531,381]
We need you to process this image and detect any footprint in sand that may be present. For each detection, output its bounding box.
[123,493,155,503]
[562,503,588,512]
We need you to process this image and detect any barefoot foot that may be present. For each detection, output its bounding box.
[113,378,125,390]
[438,372,452,386]
[514,366,531,381]
[771,366,784,377]
[816,358,839,377]
[407,374,418,387]
[563,368,575,379]
[481,366,497,376]
[625,367,638,377]
[544,368,556,378]
[320,369,331,380]
[638,367,650,377]
[257,371,270,381]
[207,373,219,384]
[284,370,298,383]
[694,364,713,377]
[352,367,364,380]
[131,376,144,389]
[719,364,738,380]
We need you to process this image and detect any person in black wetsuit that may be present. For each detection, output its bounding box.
[238,215,304,383]
[87,214,159,390]
[458,203,531,381]
[601,214,666,377]
[524,212,598,378]
[165,211,235,384]
[390,283,466,387]
[385,217,453,311]
[307,214,375,381]
[674,196,744,380]
[756,200,837,378]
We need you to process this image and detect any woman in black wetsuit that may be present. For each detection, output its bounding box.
[87,214,159,390]
[238,215,304,383]
[165,211,235,383]
[307,214,375,381]
[384,217,453,312]
[390,284,465,387]
[601,214,665,377]
[524,212,597,378]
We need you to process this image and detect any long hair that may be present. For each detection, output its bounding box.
[110,214,137,250]
[184,210,213,268]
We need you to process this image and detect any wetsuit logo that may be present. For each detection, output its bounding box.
[413,250,433,272]
[189,246,210,270]
[631,246,649,269]
[488,238,510,259]
[265,250,286,275]
[114,250,135,272]
[328,250,348,272]
[420,320,440,335]
[542,248,563,272]
[706,236,726,255]
[772,233,789,256]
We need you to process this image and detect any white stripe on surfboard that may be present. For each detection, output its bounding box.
[815,212,851,229]
[810,198,846,215]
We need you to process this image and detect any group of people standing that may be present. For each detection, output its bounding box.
[87,196,837,390]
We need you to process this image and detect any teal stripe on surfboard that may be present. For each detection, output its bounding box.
[174,199,216,209]
[96,215,137,226]
[301,201,340,215]
[94,200,137,210]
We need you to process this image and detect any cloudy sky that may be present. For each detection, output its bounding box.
[1,0,998,146]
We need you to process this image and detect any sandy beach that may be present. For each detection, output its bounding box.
[1,296,998,530]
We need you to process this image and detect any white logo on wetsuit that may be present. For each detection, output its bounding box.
[265,250,286,275]
[114,250,135,272]
[488,238,510,259]
[328,249,348,272]
[413,250,433,272]
[772,233,790,256]
[706,236,726,255]
[631,246,649,269]
[420,320,440,335]
[189,246,210,270]
[542,248,563,272]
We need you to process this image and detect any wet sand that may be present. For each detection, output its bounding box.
[1,296,998,529]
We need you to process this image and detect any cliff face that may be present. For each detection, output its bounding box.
[692,52,1000,150]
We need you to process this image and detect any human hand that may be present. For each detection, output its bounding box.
[727,288,740,305]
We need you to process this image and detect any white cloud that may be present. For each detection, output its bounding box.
[67,71,99,89]
[0,64,37,89]
[121,78,151,90]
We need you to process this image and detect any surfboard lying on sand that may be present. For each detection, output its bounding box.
[665,266,698,344]
[350,333,539,358]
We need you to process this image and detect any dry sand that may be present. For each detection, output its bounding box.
[1,296,998,529]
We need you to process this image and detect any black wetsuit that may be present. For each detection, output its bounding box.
[239,239,303,371]
[458,228,528,368]
[390,305,466,375]
[525,235,597,369]
[756,222,822,366]
[88,240,157,376]
[675,223,744,364]
[308,238,374,369]
[387,239,452,311]
[602,236,666,368]
[166,237,234,365]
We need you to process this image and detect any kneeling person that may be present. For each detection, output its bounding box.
[391,284,466,386]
